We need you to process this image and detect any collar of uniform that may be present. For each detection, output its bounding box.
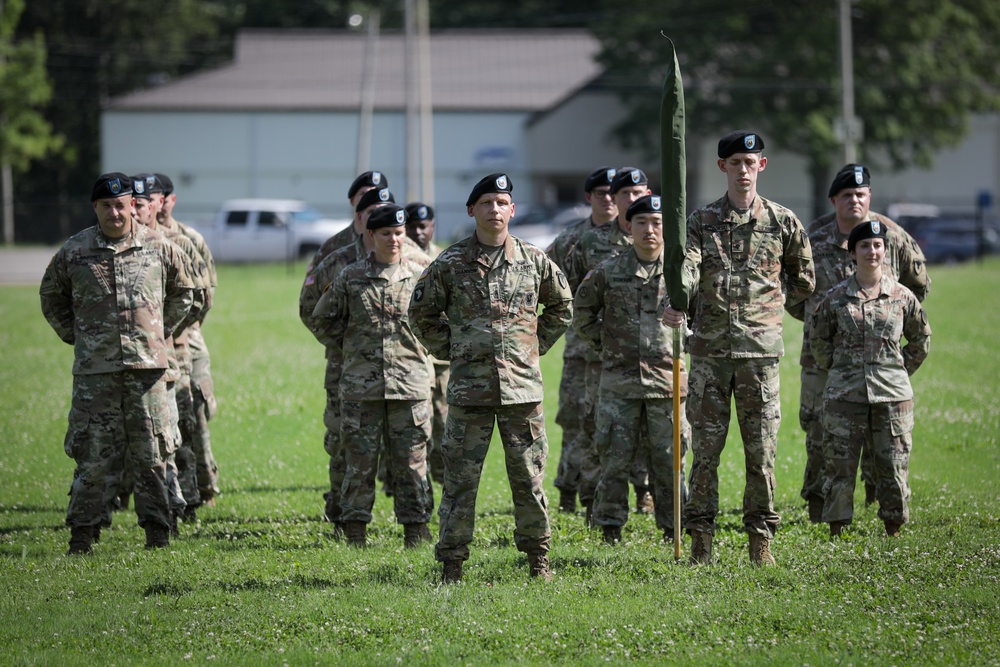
[845,272,895,299]
[609,221,632,245]
[720,193,761,224]
[364,252,413,280]
[628,248,664,278]
[93,222,146,250]
[467,232,516,265]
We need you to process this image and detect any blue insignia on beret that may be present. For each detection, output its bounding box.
[607,169,616,181]
[418,205,428,219]
[134,180,145,194]
[871,221,881,234]
[109,178,122,195]
[395,209,406,224]
[745,134,756,150]
[651,196,661,211]
[496,175,508,190]
[854,166,864,185]
[372,171,382,185]
[630,170,640,184]
[378,188,390,202]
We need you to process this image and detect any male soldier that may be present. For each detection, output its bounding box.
[307,170,389,272]
[663,131,815,566]
[565,167,654,524]
[134,173,209,525]
[311,204,434,548]
[545,167,618,513]
[299,186,399,531]
[408,173,573,583]
[405,202,449,484]
[788,164,931,522]
[574,195,690,544]
[157,173,221,508]
[40,173,194,553]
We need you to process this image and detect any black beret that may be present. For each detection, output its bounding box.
[366,204,408,230]
[405,202,435,223]
[585,166,616,192]
[828,164,871,198]
[847,219,887,252]
[718,130,764,159]
[609,167,648,195]
[625,194,664,222]
[155,172,174,196]
[466,173,513,207]
[131,173,161,199]
[355,187,395,213]
[348,170,388,199]
[90,173,132,201]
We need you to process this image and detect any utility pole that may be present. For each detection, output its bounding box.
[839,0,858,163]
[1,0,13,245]
[405,0,419,202]
[417,0,435,204]
[356,9,380,175]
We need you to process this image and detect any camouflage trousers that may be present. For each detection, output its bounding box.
[435,402,551,563]
[173,339,201,508]
[579,360,650,506]
[322,386,346,524]
[684,356,781,537]
[799,367,875,505]
[821,399,914,526]
[188,327,220,500]
[553,355,587,493]
[64,370,174,531]
[427,364,450,484]
[340,399,432,525]
[593,396,690,531]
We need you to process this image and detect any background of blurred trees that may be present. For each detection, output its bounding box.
[5,0,999,242]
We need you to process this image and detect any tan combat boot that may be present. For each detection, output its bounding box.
[748,533,776,566]
[528,551,553,581]
[634,486,655,514]
[67,525,94,555]
[689,530,712,565]
[344,521,367,547]
[403,523,432,548]
[441,560,463,583]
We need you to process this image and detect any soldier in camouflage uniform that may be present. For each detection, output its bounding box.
[810,221,931,538]
[663,131,815,566]
[127,174,208,532]
[574,195,690,545]
[544,167,618,513]
[406,202,449,484]
[787,165,930,522]
[158,173,221,509]
[40,173,194,554]
[565,167,654,524]
[408,173,573,583]
[311,204,434,548]
[307,170,389,272]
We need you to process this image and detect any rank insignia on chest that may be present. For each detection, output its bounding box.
[733,240,745,253]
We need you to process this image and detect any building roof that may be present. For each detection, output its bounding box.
[107,29,602,113]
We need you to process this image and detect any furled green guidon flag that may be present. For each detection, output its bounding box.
[660,37,689,312]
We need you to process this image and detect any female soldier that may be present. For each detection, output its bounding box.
[810,220,931,537]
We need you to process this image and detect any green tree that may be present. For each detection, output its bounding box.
[0,0,63,243]
[592,0,1000,218]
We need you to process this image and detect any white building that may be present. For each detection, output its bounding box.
[103,29,1000,239]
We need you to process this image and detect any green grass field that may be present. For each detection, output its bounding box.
[2,258,999,666]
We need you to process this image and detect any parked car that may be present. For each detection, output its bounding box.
[898,215,1000,264]
[189,199,350,262]
[508,203,591,250]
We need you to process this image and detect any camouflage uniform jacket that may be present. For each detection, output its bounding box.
[810,273,931,403]
[408,232,573,406]
[682,193,815,358]
[159,223,210,331]
[565,219,633,293]
[789,211,930,369]
[574,249,687,399]
[312,254,432,401]
[175,217,218,327]
[547,214,602,360]
[305,238,430,390]
[39,223,195,375]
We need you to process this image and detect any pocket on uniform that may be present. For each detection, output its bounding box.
[63,408,90,459]
[195,376,217,420]
[889,401,915,437]
[411,400,431,426]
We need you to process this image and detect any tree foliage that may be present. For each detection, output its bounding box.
[591,0,1000,215]
[0,0,62,173]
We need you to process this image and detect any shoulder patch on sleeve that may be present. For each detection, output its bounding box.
[304,274,316,286]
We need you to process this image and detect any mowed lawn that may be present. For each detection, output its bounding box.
[1,257,998,666]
